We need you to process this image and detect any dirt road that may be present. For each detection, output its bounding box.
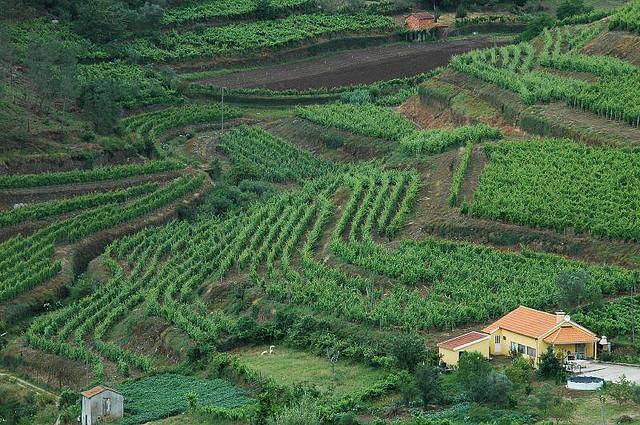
[199,38,502,90]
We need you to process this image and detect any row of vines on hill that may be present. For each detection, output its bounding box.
[450,24,640,126]
[0,174,203,302]
[25,127,638,383]
[119,13,397,62]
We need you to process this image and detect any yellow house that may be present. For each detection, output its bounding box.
[438,306,600,367]
[437,331,491,367]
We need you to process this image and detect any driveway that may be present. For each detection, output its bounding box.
[577,361,640,384]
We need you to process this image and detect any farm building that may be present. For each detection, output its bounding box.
[405,12,436,30]
[439,306,600,367]
[81,385,124,425]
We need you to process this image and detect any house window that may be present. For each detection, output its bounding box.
[103,398,111,416]
[494,335,501,344]
[518,344,526,354]
[511,342,517,352]
[526,347,536,357]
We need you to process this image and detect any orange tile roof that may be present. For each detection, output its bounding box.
[438,331,489,350]
[482,306,559,338]
[544,325,598,344]
[80,385,120,398]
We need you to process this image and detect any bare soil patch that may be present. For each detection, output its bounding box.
[199,38,500,90]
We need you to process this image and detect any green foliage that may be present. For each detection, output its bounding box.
[451,28,640,126]
[118,13,397,62]
[0,160,183,189]
[118,374,254,425]
[609,0,640,34]
[297,103,415,141]
[77,62,181,110]
[24,34,78,109]
[78,78,125,135]
[455,4,467,18]
[397,370,419,406]
[340,89,373,105]
[556,269,602,311]
[556,0,592,20]
[266,394,321,425]
[505,355,534,393]
[390,333,427,372]
[471,140,640,241]
[322,133,345,149]
[0,183,158,228]
[219,126,336,182]
[605,376,636,405]
[448,142,473,207]
[518,14,556,41]
[414,363,441,406]
[399,124,501,155]
[572,295,640,339]
[162,0,312,25]
[537,347,564,380]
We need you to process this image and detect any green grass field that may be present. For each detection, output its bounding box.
[232,346,387,396]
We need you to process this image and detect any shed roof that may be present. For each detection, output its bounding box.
[407,12,435,20]
[482,305,559,338]
[80,385,121,398]
[544,325,598,344]
[437,331,489,351]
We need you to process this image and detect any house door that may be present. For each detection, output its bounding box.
[576,344,586,360]
[102,398,111,416]
[494,335,501,354]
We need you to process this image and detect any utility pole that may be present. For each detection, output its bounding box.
[221,86,225,131]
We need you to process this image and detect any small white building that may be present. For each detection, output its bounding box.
[80,385,124,425]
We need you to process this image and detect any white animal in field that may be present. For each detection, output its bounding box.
[269,345,275,355]
[260,350,268,356]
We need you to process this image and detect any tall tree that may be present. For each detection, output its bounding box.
[78,78,124,134]
[24,36,78,111]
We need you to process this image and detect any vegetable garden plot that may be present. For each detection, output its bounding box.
[470,139,640,241]
[119,373,254,425]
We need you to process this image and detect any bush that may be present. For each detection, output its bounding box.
[518,15,555,42]
[398,370,419,406]
[322,133,345,149]
[414,363,441,406]
[390,333,427,372]
[505,355,534,393]
[266,395,321,425]
[340,89,372,105]
[556,0,592,20]
[537,346,564,381]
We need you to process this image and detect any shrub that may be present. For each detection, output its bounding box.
[322,133,345,149]
[340,89,372,105]
[505,355,534,393]
[537,346,564,380]
[556,0,592,20]
[390,333,427,372]
[456,4,468,18]
[414,363,441,406]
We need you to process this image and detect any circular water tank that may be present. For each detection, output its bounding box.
[567,376,604,390]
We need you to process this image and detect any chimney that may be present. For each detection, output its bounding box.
[555,311,566,324]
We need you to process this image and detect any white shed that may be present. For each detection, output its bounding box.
[80,385,124,424]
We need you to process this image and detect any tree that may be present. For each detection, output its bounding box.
[537,346,564,380]
[398,370,419,406]
[24,36,78,111]
[414,363,441,406]
[505,355,534,393]
[78,78,124,135]
[556,269,601,311]
[390,333,426,372]
[556,0,592,20]
[75,0,132,43]
[518,14,556,42]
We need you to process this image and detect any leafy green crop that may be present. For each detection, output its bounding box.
[471,139,640,241]
[119,374,254,424]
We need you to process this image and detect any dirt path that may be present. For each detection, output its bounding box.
[198,38,502,90]
[0,369,59,399]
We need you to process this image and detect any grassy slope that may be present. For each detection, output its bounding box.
[233,346,387,396]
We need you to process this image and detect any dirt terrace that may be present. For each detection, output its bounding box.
[199,38,501,90]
